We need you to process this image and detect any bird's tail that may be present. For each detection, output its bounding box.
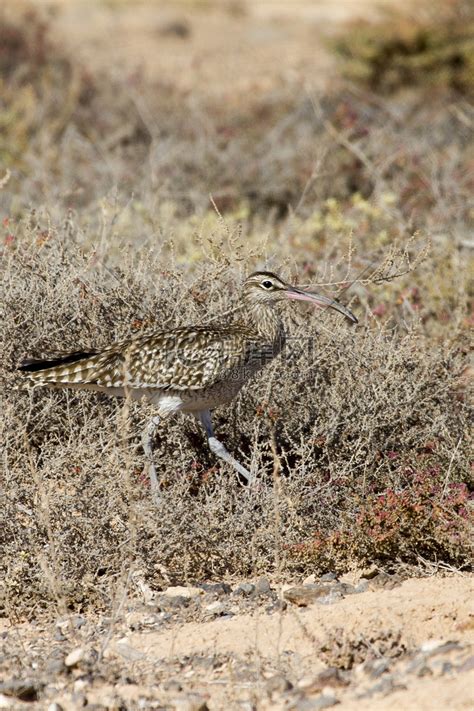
[18,350,118,386]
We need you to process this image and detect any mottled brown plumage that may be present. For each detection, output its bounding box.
[19,271,357,499]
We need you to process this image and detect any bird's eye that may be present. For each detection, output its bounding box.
[262,280,273,289]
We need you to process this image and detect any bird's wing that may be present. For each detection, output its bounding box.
[18,327,254,390]
[123,326,252,390]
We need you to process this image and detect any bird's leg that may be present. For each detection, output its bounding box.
[141,415,161,502]
[196,410,253,485]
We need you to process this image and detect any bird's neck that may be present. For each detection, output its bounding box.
[241,303,285,343]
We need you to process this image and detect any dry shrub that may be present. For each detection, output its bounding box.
[319,628,406,670]
[0,0,472,621]
[332,0,474,95]
[0,209,471,618]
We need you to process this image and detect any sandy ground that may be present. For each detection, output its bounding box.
[1,574,473,709]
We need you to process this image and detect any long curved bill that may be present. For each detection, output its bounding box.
[285,285,358,324]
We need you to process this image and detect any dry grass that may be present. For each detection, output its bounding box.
[0,1,472,620]
[332,0,474,95]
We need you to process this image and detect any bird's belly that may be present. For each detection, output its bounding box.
[181,378,246,413]
[144,377,246,415]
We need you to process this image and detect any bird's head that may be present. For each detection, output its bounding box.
[242,271,357,323]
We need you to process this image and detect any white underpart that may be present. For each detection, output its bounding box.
[152,394,184,415]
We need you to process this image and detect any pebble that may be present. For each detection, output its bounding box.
[64,647,85,668]
[354,580,369,594]
[420,639,460,656]
[291,694,339,710]
[284,584,332,606]
[0,679,41,702]
[416,664,433,677]
[266,599,287,614]
[204,601,227,617]
[114,642,147,662]
[163,586,204,599]
[162,679,183,692]
[318,590,344,605]
[46,658,66,675]
[198,582,232,596]
[283,581,354,607]
[171,693,209,711]
[70,692,87,706]
[359,564,379,579]
[47,704,64,711]
[367,572,402,590]
[364,658,390,679]
[360,677,407,698]
[299,668,348,692]
[458,655,474,673]
[159,595,192,610]
[265,675,293,695]
[233,583,255,597]
[255,577,272,595]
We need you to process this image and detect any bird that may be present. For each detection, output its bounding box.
[18,271,357,500]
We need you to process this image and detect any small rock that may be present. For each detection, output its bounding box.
[292,694,339,710]
[204,601,226,617]
[416,664,433,677]
[198,582,232,596]
[73,679,88,693]
[362,677,407,698]
[318,590,344,606]
[114,642,146,662]
[233,583,255,597]
[367,572,402,590]
[354,580,369,594]
[303,574,317,585]
[162,679,183,692]
[299,668,348,692]
[458,655,474,673]
[334,582,356,595]
[159,595,191,610]
[171,693,209,711]
[255,577,272,595]
[359,564,379,579]
[64,647,85,668]
[163,586,204,599]
[420,639,460,656]
[284,584,333,606]
[73,615,86,629]
[0,679,42,702]
[364,658,390,679]
[265,675,293,695]
[46,659,66,675]
[71,692,87,707]
[266,599,287,613]
[320,572,337,582]
[47,704,64,711]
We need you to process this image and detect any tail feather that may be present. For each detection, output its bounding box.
[17,350,124,386]
[18,351,97,373]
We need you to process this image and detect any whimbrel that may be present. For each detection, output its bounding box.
[18,272,357,498]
